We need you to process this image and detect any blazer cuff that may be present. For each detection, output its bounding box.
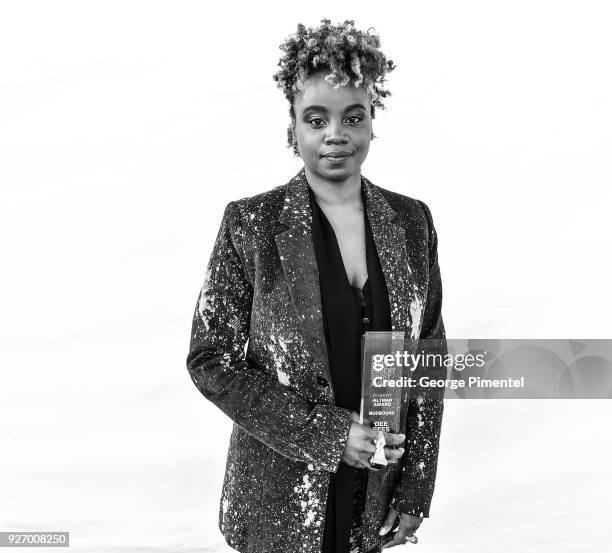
[319,406,353,473]
[389,493,430,519]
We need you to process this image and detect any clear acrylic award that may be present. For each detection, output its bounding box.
[359,331,406,469]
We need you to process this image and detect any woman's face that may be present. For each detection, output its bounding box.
[292,71,372,182]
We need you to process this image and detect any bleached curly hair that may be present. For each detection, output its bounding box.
[272,18,396,156]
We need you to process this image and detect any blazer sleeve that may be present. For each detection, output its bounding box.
[390,200,446,518]
[185,201,353,473]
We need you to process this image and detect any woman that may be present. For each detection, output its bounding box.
[186,19,445,553]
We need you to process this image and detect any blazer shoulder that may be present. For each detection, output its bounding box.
[219,182,290,249]
[224,183,286,226]
[374,184,433,228]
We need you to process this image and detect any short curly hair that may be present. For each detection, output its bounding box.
[272,18,396,156]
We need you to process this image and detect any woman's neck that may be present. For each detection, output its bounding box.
[304,166,363,211]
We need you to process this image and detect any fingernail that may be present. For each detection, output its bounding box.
[378,526,388,536]
[398,447,405,454]
[399,433,406,440]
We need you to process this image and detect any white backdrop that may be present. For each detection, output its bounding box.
[1,1,611,552]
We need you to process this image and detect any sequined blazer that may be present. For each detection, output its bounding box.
[186,166,446,553]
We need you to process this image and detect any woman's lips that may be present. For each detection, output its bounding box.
[323,152,353,163]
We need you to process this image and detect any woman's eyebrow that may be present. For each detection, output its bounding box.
[302,103,367,113]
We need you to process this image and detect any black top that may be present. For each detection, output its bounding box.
[308,184,392,553]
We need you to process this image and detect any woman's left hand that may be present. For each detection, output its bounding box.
[379,506,422,548]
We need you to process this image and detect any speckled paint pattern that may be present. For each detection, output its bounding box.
[186,167,446,553]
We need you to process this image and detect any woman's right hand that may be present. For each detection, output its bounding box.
[340,411,406,469]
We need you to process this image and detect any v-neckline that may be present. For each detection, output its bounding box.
[312,193,369,294]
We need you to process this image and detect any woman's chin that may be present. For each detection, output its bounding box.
[310,159,362,180]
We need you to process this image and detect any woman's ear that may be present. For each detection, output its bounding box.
[288,120,300,157]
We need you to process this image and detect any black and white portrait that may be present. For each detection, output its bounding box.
[1,3,610,553]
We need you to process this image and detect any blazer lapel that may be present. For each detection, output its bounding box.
[274,168,417,395]
[274,168,333,387]
[361,174,416,338]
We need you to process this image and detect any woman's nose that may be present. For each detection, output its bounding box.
[324,120,348,143]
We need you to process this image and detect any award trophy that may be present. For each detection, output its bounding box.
[359,331,406,469]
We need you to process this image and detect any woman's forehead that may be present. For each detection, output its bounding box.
[295,74,370,112]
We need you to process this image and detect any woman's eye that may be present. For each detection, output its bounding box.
[308,118,325,127]
[347,115,362,124]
